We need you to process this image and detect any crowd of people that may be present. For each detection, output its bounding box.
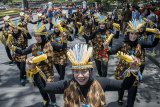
[0,2,160,107]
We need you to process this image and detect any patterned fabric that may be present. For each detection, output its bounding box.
[12,33,27,62]
[2,27,13,40]
[50,33,67,65]
[91,31,111,62]
[18,20,28,30]
[32,41,54,79]
[64,80,106,107]
[115,43,145,86]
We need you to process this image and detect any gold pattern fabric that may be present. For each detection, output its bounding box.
[11,33,27,62]
[50,33,67,65]
[91,33,110,62]
[32,42,54,79]
[64,80,106,107]
[115,43,145,86]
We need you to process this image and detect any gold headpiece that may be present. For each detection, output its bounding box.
[34,22,48,36]
[127,19,145,33]
[67,43,94,69]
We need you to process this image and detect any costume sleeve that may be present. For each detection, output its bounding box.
[45,80,70,94]
[141,37,159,48]
[51,42,67,51]
[97,73,135,91]
[25,32,32,39]
[108,42,123,55]
[82,31,97,41]
[15,44,33,55]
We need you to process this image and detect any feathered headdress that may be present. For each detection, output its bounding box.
[97,15,107,23]
[67,43,94,69]
[34,22,48,36]
[127,19,145,32]
[52,18,66,32]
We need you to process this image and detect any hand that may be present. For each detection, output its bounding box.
[129,56,140,70]
[155,29,160,35]
[103,41,109,49]
[26,56,36,70]
[47,76,54,82]
[10,45,16,52]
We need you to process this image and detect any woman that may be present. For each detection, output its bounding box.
[44,43,136,107]
[9,25,31,86]
[49,20,73,80]
[108,19,160,107]
[0,16,14,64]
[10,24,66,107]
[82,15,119,77]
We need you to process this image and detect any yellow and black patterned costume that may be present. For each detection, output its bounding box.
[64,80,106,107]
[115,43,145,86]
[32,41,54,80]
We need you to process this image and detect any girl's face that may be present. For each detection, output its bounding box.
[73,69,90,85]
[13,27,18,34]
[54,27,60,32]
[35,35,42,43]
[129,32,138,41]
[99,23,105,29]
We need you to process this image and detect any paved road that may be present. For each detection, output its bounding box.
[0,16,160,107]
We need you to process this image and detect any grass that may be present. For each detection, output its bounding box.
[0,9,20,18]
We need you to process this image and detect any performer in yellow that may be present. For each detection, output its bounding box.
[49,19,73,80]
[10,23,66,107]
[82,15,119,77]
[45,43,136,107]
[108,19,160,107]
[0,16,14,64]
[7,20,32,86]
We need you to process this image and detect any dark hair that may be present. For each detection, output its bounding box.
[40,35,48,49]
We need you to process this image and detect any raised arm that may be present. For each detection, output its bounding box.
[15,44,33,55]
[140,37,159,48]
[51,42,67,51]
[97,73,135,91]
[45,80,70,94]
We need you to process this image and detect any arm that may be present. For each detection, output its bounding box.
[45,80,70,94]
[25,32,32,39]
[82,31,97,41]
[108,42,123,55]
[51,42,67,51]
[15,44,33,55]
[97,73,135,91]
[141,37,159,48]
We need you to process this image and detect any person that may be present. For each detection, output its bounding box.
[132,5,140,20]
[122,4,132,34]
[49,19,73,80]
[10,23,66,107]
[0,16,14,64]
[8,22,32,86]
[108,19,160,107]
[44,43,136,107]
[82,15,119,77]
